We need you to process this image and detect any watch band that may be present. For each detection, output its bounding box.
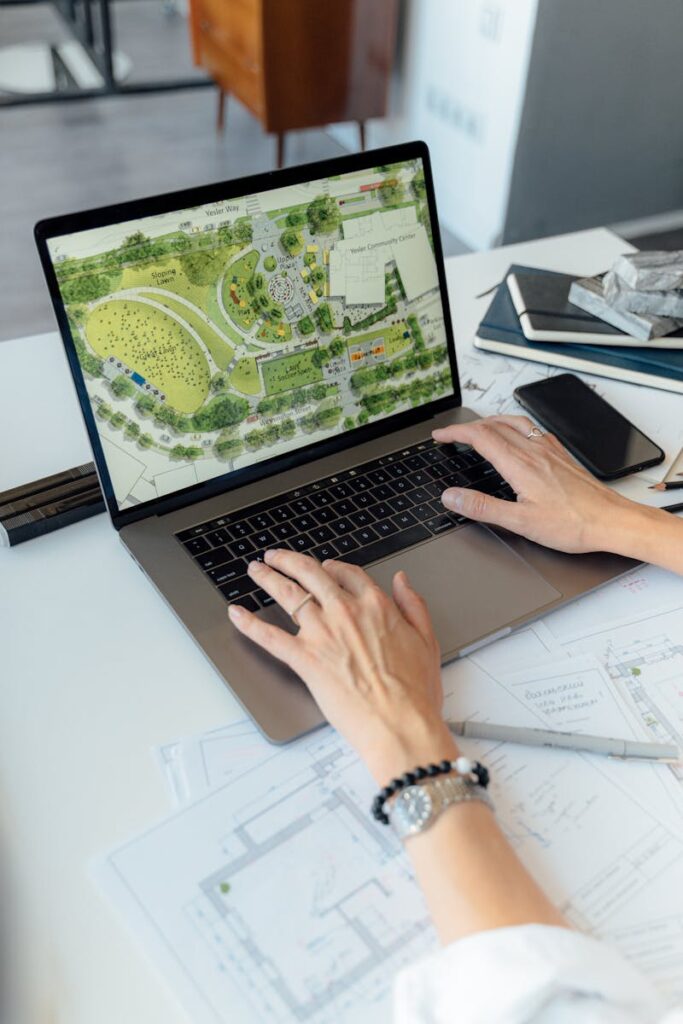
[388,775,494,841]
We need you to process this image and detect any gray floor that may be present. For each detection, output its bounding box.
[0,94,467,343]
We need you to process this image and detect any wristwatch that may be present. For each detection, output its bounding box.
[388,774,493,840]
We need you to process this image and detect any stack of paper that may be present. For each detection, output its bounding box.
[94,562,683,1024]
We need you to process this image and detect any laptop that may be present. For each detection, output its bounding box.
[34,141,634,743]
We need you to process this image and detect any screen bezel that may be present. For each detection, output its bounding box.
[35,140,461,530]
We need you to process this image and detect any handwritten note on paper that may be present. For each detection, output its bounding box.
[497,654,637,736]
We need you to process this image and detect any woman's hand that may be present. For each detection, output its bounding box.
[227,549,457,783]
[433,414,642,554]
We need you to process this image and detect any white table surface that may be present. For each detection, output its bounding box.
[0,227,659,1024]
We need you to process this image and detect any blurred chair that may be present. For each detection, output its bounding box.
[187,0,398,166]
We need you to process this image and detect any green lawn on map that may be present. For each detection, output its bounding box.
[262,350,323,395]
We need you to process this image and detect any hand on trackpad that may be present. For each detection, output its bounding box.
[367,525,561,658]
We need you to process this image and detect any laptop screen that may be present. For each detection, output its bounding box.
[45,155,454,513]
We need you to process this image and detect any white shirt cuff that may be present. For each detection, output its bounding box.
[394,925,669,1024]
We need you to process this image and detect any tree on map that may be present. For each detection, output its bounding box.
[280,230,304,256]
[314,303,334,334]
[281,419,296,438]
[411,170,427,201]
[179,250,226,286]
[311,384,327,401]
[110,374,136,399]
[97,403,112,419]
[307,195,340,235]
[245,429,266,449]
[358,410,370,425]
[139,433,154,449]
[263,255,277,272]
[215,437,244,459]
[217,225,233,246]
[211,372,229,392]
[343,416,355,430]
[61,273,115,304]
[311,347,329,369]
[329,337,345,358]
[233,220,253,245]
[110,412,126,429]
[379,177,405,207]
[291,389,307,408]
[125,421,140,439]
[191,394,250,432]
[297,315,315,336]
[286,210,305,228]
[136,394,157,415]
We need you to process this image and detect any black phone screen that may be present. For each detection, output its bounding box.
[514,374,664,480]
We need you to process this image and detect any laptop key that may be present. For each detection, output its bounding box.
[409,470,431,488]
[335,534,360,555]
[229,594,259,612]
[331,518,355,535]
[374,519,399,538]
[273,521,296,540]
[229,537,255,558]
[227,520,251,540]
[184,536,211,556]
[371,501,393,522]
[291,497,314,515]
[291,534,316,553]
[390,477,411,493]
[253,589,276,608]
[333,498,357,517]
[206,527,231,548]
[312,542,340,561]
[347,475,372,493]
[196,545,234,570]
[248,511,274,532]
[207,558,247,585]
[369,483,395,503]
[411,502,436,522]
[312,506,335,525]
[353,491,375,508]
[309,489,334,507]
[253,529,275,548]
[349,508,376,528]
[404,454,428,471]
[310,524,335,543]
[425,514,457,536]
[410,485,431,504]
[270,504,293,522]
[343,524,430,566]
[392,510,418,530]
[387,494,413,513]
[329,483,352,500]
[352,525,379,547]
[367,469,390,486]
[219,575,259,602]
[292,513,316,532]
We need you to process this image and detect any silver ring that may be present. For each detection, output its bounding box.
[290,592,316,626]
[526,427,544,439]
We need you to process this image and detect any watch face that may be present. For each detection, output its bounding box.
[395,785,433,835]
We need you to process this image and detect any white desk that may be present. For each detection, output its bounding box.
[0,228,674,1024]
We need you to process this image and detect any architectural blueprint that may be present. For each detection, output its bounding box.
[100,568,683,1024]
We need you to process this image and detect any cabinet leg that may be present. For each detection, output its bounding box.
[276,132,285,168]
[358,120,366,151]
[216,88,227,133]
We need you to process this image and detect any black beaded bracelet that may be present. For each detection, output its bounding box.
[371,757,490,826]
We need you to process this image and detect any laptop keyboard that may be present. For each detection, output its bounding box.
[176,439,515,612]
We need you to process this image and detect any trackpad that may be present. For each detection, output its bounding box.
[367,525,561,657]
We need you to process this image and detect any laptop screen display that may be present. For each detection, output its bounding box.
[46,156,453,512]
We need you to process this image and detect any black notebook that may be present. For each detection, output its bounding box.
[507,269,683,348]
[474,265,683,395]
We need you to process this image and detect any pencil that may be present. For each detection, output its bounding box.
[649,481,683,491]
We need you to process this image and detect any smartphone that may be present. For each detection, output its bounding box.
[513,373,665,480]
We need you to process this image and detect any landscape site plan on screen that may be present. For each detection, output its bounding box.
[49,158,452,511]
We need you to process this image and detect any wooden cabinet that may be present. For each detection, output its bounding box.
[188,0,398,165]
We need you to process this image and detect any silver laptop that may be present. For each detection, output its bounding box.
[35,141,634,743]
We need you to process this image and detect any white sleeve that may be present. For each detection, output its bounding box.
[393,925,677,1024]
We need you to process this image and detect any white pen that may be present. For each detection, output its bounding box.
[448,721,680,763]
